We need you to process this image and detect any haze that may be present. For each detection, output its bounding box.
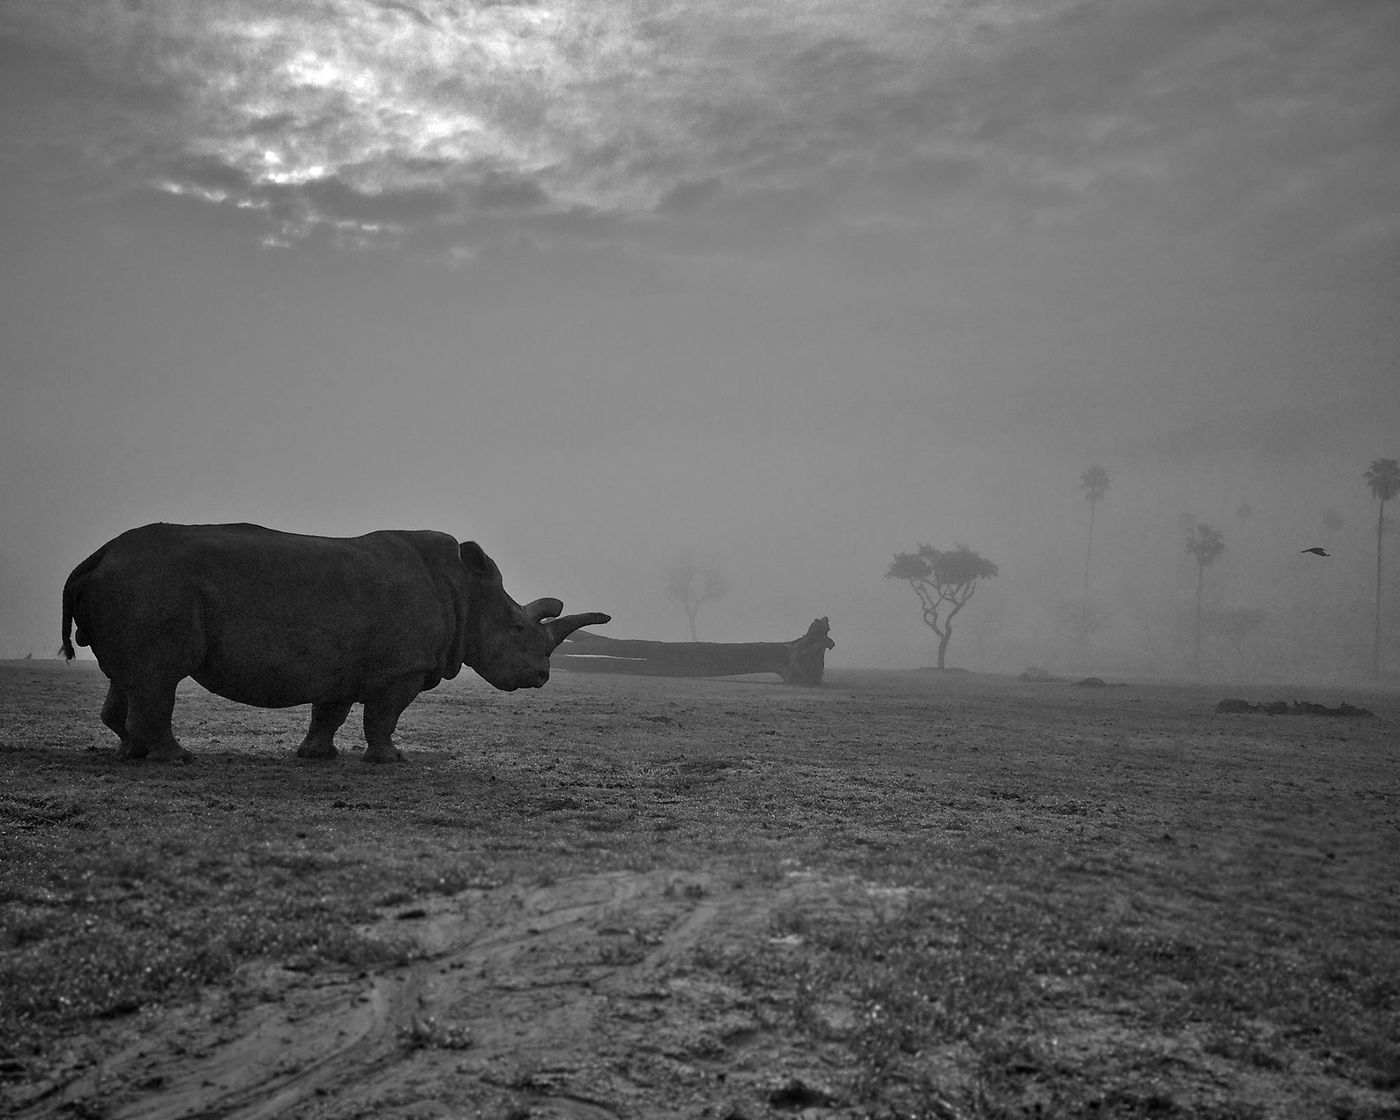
[2,0,1397,680]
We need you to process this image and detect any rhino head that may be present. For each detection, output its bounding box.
[460,541,610,691]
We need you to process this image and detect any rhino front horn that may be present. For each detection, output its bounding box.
[545,612,612,650]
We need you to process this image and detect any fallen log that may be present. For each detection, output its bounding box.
[552,617,834,685]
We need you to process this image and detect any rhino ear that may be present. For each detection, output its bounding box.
[459,541,503,581]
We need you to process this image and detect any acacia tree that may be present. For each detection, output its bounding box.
[1078,465,1110,657]
[664,551,731,641]
[1186,522,1226,672]
[886,544,999,669]
[1364,458,1400,677]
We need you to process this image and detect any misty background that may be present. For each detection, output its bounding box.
[2,0,1397,681]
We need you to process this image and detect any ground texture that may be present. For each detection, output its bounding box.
[2,662,1398,1119]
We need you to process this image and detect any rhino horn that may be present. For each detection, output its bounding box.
[523,597,565,623]
[544,612,612,650]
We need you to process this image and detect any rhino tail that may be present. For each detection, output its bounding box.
[61,542,108,660]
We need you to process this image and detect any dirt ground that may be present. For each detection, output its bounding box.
[20,868,896,1120]
[2,660,1398,1119]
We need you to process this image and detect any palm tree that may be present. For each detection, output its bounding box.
[1186,522,1225,672]
[1364,458,1400,677]
[1078,466,1110,659]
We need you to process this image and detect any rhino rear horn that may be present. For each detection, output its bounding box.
[544,612,612,650]
[524,597,564,623]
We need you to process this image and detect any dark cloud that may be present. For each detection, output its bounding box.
[242,113,298,137]
[170,157,257,196]
[656,176,721,214]
[367,0,434,28]
[300,177,457,224]
[879,153,979,198]
[470,173,548,210]
[780,35,900,98]
[0,32,88,96]
[921,0,1400,249]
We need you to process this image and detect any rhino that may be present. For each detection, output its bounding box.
[60,523,611,764]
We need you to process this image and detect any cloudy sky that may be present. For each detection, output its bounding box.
[2,0,1398,672]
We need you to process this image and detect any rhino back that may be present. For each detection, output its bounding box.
[80,524,468,707]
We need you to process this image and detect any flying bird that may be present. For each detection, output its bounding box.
[1300,547,1329,556]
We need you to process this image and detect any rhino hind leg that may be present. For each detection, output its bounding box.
[296,701,353,760]
[360,677,421,764]
[118,679,191,763]
[100,682,133,751]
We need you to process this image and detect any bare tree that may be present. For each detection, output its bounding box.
[664,551,731,641]
[886,544,999,669]
[1078,465,1110,659]
[1186,522,1226,672]
[1364,458,1400,676]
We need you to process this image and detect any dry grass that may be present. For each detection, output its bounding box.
[1,661,1397,1118]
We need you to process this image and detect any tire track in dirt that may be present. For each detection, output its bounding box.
[17,868,861,1119]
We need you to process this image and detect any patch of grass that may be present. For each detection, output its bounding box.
[0,793,86,829]
[400,1014,473,1051]
[1202,1026,1287,1070]
[0,830,412,1057]
[676,756,736,775]
[705,879,1400,1117]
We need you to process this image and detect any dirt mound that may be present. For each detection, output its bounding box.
[1215,698,1375,717]
[10,869,902,1120]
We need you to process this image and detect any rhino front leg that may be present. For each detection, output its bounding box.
[120,679,191,763]
[360,678,422,764]
[295,701,352,760]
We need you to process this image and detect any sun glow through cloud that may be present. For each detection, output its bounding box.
[1,0,1394,263]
